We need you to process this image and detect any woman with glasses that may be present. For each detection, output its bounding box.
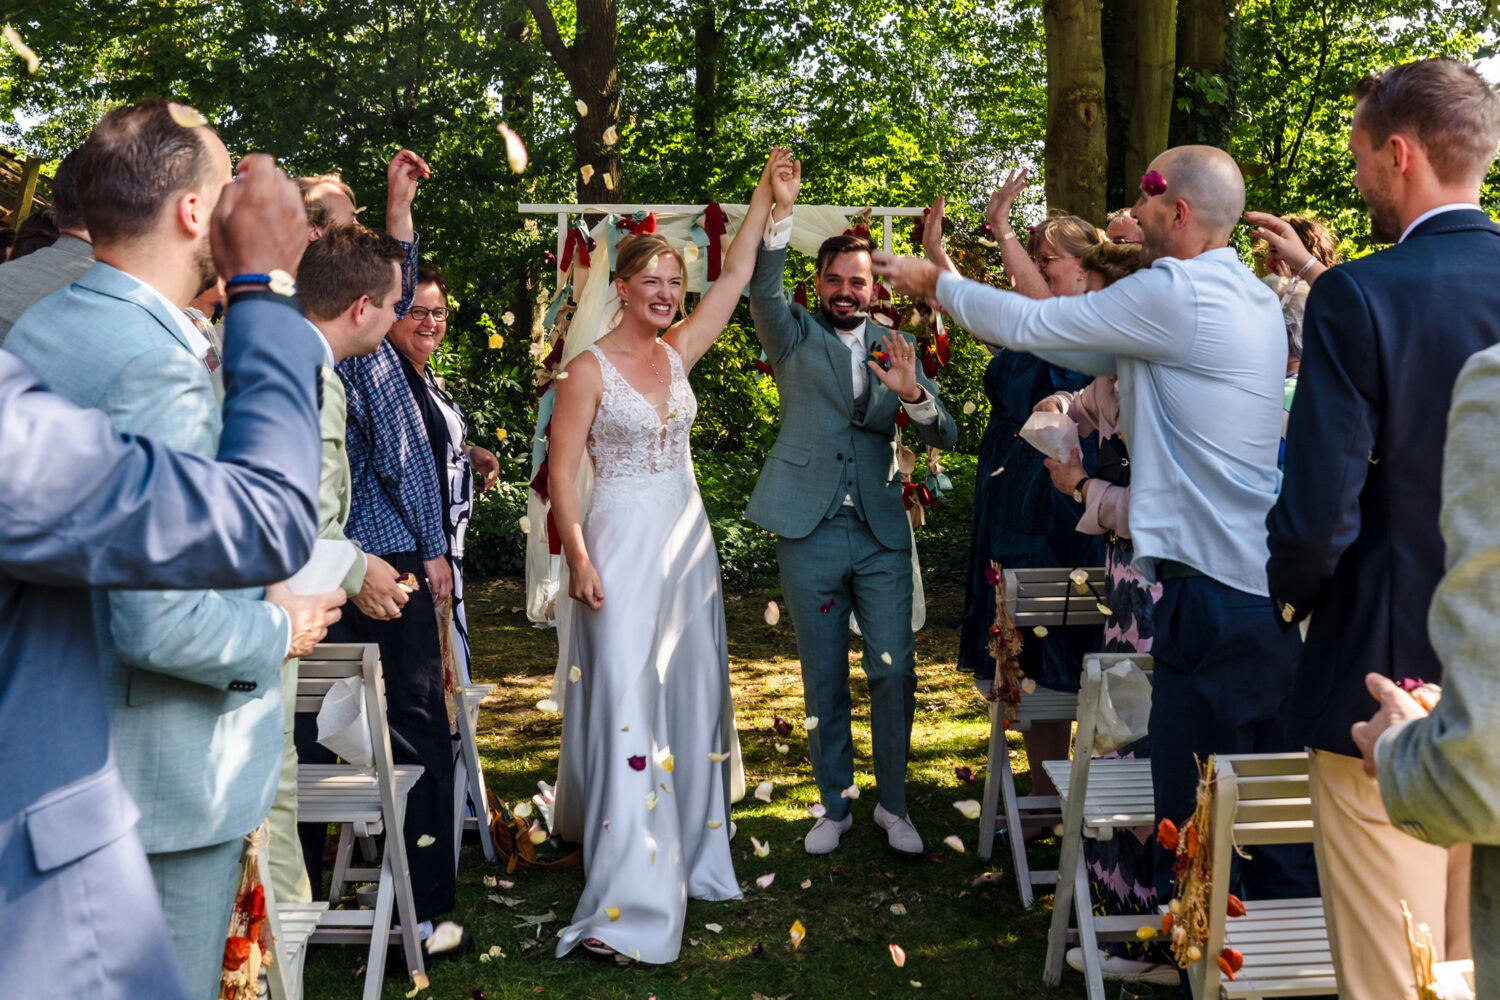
[922,179,1105,825]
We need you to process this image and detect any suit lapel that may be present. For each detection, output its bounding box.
[814,311,855,413]
[76,262,197,355]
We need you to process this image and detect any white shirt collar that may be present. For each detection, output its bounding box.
[1399,203,1479,243]
[128,275,212,359]
[835,319,868,345]
[303,316,336,366]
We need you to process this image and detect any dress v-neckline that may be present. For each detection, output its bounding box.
[595,341,675,425]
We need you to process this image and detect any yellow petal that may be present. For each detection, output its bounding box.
[575,98,589,116]
[603,125,619,145]
[646,253,659,274]
[1021,678,1037,694]
[496,122,528,173]
[416,834,436,847]
[605,906,620,921]
[3,27,39,73]
[528,821,547,844]
[890,943,907,967]
[166,101,206,128]
[708,751,730,762]
[569,665,581,683]
[911,982,923,989]
[683,243,700,263]
[1069,568,1089,593]
[1032,625,1049,637]
[789,919,806,948]
[488,332,503,349]
[554,371,570,380]
[1095,603,1113,616]
[661,754,675,773]
[580,164,595,184]
[603,173,614,191]
[1135,926,1157,940]
[943,834,965,853]
[890,903,907,916]
[953,800,982,820]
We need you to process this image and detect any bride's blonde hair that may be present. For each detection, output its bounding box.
[615,234,687,291]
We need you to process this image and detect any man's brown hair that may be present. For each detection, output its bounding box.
[297,173,358,231]
[298,223,405,322]
[73,99,219,244]
[1353,59,1500,185]
[815,233,873,276]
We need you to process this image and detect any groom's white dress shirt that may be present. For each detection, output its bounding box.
[936,248,1287,596]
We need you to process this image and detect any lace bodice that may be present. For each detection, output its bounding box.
[585,341,697,510]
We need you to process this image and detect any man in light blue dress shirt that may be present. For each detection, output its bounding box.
[875,145,1316,905]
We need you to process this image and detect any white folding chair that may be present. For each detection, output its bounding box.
[976,566,1106,911]
[452,682,497,868]
[295,643,427,1000]
[1187,753,1338,999]
[1041,652,1157,1000]
[255,825,328,1000]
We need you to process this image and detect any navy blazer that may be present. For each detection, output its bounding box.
[1267,208,1500,755]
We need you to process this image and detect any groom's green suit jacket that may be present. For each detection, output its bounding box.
[746,245,957,551]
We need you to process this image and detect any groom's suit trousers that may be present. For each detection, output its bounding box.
[777,509,916,820]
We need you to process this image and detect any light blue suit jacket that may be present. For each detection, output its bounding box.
[7,263,289,853]
[1378,342,1500,995]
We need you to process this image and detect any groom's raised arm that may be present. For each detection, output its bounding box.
[748,238,805,369]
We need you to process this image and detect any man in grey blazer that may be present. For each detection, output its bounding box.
[1354,341,1500,998]
[6,102,345,996]
[748,163,957,856]
[0,154,324,1000]
[0,149,92,348]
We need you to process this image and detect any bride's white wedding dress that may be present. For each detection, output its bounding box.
[553,340,744,963]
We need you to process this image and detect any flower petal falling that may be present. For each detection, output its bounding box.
[962,400,977,415]
[644,791,658,810]
[890,943,907,967]
[3,28,39,73]
[754,780,773,803]
[943,834,965,853]
[569,665,581,683]
[804,716,819,731]
[417,834,436,847]
[756,873,775,889]
[580,164,595,184]
[535,698,559,713]
[708,751,730,762]
[575,98,589,117]
[774,742,789,754]
[808,803,826,818]
[605,906,620,921]
[841,783,860,799]
[602,125,618,145]
[496,123,528,173]
[628,755,646,771]
[880,651,893,665]
[764,601,780,626]
[513,801,533,819]
[751,836,770,857]
[789,920,806,949]
[953,800,982,820]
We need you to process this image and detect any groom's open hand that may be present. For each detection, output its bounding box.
[771,153,800,220]
[867,332,925,405]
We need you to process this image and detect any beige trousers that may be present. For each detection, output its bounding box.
[266,658,312,903]
[1309,749,1470,999]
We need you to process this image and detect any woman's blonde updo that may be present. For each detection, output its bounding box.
[1026,213,1106,260]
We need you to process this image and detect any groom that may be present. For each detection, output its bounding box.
[748,162,957,856]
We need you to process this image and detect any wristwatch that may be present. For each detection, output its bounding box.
[1071,477,1090,504]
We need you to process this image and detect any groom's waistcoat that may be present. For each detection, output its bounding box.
[745,245,957,551]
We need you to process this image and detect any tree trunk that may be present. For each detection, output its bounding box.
[692,0,720,200]
[525,0,621,204]
[1101,0,1136,210]
[1125,0,1176,183]
[1043,0,1107,223]
[1169,0,1236,149]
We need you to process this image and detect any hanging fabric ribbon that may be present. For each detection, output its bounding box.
[702,202,727,282]
[615,210,656,235]
[793,281,808,308]
[560,227,591,272]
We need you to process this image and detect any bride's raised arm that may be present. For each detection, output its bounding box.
[664,147,789,370]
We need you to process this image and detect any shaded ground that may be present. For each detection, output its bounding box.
[302,576,1174,999]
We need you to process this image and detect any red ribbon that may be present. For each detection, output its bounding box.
[560,228,591,272]
[793,280,808,308]
[616,212,657,235]
[702,202,727,281]
[902,482,935,511]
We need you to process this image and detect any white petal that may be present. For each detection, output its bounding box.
[943,834,965,853]
[840,783,861,799]
[962,400,978,415]
[804,716,819,731]
[424,921,464,954]
[756,872,775,889]
[512,801,533,819]
[535,698,559,713]
[889,942,907,967]
[705,922,723,934]
[1021,678,1037,694]
[416,834,435,847]
[683,243,700,263]
[953,800,982,820]
[890,903,907,915]
[575,98,589,116]
[502,311,516,327]
[880,651,893,665]
[602,125,618,145]
[808,803,826,818]
[708,751,731,762]
[774,742,789,754]
[751,836,770,857]
[764,601,780,626]
[800,878,812,889]
[707,819,723,829]
[518,515,532,534]
[569,665,581,683]
[753,780,774,802]
[644,791,658,810]
[496,123,528,173]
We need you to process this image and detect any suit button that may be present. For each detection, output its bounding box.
[229,680,257,692]
[836,453,843,461]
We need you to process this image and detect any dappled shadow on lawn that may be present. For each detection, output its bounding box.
[300,575,1173,999]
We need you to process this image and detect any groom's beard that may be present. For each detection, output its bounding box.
[820,297,864,331]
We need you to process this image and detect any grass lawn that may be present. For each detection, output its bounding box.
[301,575,1176,1000]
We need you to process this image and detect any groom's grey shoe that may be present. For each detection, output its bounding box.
[804,814,854,855]
[873,803,924,856]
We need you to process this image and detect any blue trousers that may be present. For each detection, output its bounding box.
[1147,576,1320,905]
[776,510,916,821]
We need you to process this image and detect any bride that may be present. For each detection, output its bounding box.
[547,148,789,962]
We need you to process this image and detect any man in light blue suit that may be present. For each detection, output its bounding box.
[6,103,344,997]
[747,162,957,857]
[0,154,324,1000]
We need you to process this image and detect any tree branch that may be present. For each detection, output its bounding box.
[524,0,577,83]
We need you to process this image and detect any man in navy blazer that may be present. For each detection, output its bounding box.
[0,155,323,1000]
[1267,58,1500,996]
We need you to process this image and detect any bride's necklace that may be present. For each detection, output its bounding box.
[616,340,667,386]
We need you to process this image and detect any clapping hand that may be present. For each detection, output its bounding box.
[922,195,959,276]
[867,332,925,405]
[986,168,1029,234]
[871,250,942,310]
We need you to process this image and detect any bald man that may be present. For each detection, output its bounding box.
[876,146,1318,911]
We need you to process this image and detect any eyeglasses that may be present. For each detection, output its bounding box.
[1032,254,1062,267]
[407,307,448,322]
